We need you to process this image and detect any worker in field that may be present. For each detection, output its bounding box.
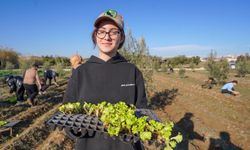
[43,69,59,86]
[221,80,240,96]
[201,77,217,89]
[23,63,42,106]
[63,9,147,150]
[5,75,25,106]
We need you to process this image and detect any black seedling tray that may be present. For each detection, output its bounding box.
[135,109,161,122]
[46,109,159,143]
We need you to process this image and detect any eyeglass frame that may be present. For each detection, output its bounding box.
[95,29,121,39]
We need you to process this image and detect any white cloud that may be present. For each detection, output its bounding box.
[151,44,212,51]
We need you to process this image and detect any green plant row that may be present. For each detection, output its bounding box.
[59,102,182,150]
[0,121,8,127]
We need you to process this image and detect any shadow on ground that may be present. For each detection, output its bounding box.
[173,112,205,150]
[149,88,178,110]
[208,131,243,150]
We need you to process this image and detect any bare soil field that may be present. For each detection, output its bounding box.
[153,71,250,150]
[0,71,249,150]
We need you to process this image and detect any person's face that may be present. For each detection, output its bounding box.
[95,20,123,55]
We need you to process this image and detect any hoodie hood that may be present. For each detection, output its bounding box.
[87,52,127,64]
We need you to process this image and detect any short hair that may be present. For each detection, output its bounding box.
[208,77,214,81]
[70,55,83,66]
[32,63,39,68]
[231,80,238,84]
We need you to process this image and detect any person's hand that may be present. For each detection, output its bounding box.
[233,91,240,95]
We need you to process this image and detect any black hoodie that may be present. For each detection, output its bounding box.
[63,53,147,150]
[5,75,25,101]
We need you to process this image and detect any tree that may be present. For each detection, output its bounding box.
[151,56,162,71]
[42,61,51,71]
[206,50,229,84]
[18,57,34,74]
[191,56,201,65]
[178,66,186,78]
[0,47,19,69]
[189,62,195,72]
[55,62,65,76]
[236,54,250,77]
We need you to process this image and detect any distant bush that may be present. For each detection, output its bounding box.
[236,60,248,77]
[236,54,250,77]
[19,57,34,73]
[55,62,65,76]
[0,47,19,69]
[206,50,229,84]
[149,88,178,110]
[42,61,51,71]
[178,66,186,78]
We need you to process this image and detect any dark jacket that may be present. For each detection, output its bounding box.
[5,75,25,101]
[63,53,147,150]
[5,75,23,93]
[44,70,58,79]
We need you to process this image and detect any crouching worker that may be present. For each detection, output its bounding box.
[221,80,240,96]
[5,75,25,106]
[23,63,42,106]
[44,69,59,86]
[202,77,217,89]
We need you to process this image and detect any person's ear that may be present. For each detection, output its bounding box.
[120,35,125,44]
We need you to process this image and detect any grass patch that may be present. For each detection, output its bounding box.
[2,96,17,103]
[0,69,22,78]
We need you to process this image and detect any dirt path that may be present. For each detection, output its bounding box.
[0,104,60,149]
[34,129,73,150]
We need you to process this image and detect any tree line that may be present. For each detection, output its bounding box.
[0,47,70,70]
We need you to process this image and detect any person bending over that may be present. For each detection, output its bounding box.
[5,75,25,106]
[221,80,240,96]
[44,69,59,86]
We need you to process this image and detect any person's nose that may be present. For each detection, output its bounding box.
[104,32,112,41]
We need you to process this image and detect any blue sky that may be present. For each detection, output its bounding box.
[0,0,249,58]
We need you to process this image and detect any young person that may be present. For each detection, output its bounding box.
[63,9,147,150]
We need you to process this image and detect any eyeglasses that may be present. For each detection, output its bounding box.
[96,29,120,39]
